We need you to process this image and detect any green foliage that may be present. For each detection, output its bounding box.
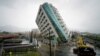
[2,31,10,34]
[3,51,40,56]
[86,35,100,41]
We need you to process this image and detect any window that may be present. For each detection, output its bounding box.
[40,21,42,23]
[41,24,43,28]
[38,18,40,23]
[51,31,53,34]
[41,16,45,23]
[44,19,47,24]
[41,12,43,17]
[62,25,64,27]
[45,24,47,28]
[47,23,49,26]
[42,19,43,22]
[43,16,45,19]
[45,19,47,22]
[43,27,45,30]
[58,18,60,20]
[39,8,41,15]
[52,35,55,37]
[49,27,51,29]
[44,30,46,32]
[46,33,48,36]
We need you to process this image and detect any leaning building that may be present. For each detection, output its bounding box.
[36,2,71,43]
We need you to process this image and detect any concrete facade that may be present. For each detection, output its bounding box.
[36,3,70,43]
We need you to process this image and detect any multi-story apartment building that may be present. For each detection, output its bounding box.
[36,2,70,43]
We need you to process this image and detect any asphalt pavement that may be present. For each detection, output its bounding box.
[55,44,100,56]
[95,47,100,56]
[55,45,77,56]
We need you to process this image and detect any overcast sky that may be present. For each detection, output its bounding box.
[0,0,100,33]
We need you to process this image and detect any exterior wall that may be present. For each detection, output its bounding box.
[36,3,70,43]
[36,6,58,38]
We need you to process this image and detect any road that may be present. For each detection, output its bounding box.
[55,45,77,56]
[55,44,100,56]
[95,47,100,56]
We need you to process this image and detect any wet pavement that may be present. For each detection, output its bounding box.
[55,45,77,56]
[95,47,100,56]
[55,44,100,56]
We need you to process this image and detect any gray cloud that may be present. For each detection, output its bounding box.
[0,0,35,30]
[72,0,100,33]
[33,0,100,33]
[0,0,100,33]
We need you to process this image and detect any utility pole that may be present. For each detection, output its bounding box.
[30,30,33,43]
[49,29,52,56]
[53,37,56,56]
